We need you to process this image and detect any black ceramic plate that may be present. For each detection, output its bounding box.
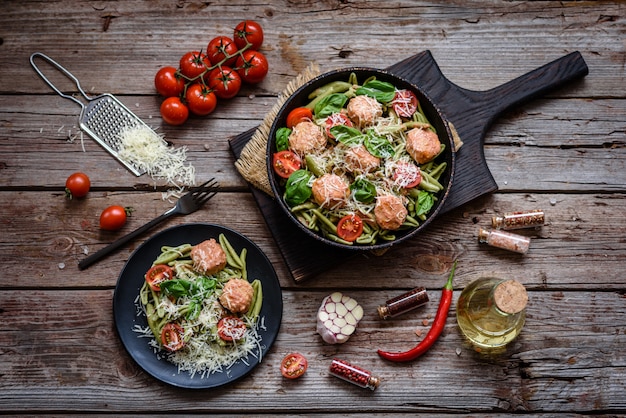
[112,223,283,389]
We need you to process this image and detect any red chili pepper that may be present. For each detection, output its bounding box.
[377,260,457,362]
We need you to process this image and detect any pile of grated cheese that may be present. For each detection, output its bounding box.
[117,125,195,193]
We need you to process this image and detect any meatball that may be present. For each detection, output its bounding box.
[311,174,349,209]
[374,194,407,230]
[288,121,326,155]
[219,278,254,314]
[347,95,383,127]
[406,127,441,164]
[344,145,380,174]
[190,239,227,275]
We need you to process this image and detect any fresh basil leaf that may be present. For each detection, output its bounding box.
[350,177,377,203]
[416,190,435,216]
[275,127,292,152]
[284,169,312,206]
[364,130,394,158]
[331,125,363,146]
[314,93,349,118]
[160,279,193,298]
[355,80,396,103]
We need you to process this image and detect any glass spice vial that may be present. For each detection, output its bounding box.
[478,228,530,254]
[377,287,429,319]
[329,358,380,390]
[492,210,545,230]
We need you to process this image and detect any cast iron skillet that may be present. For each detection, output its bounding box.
[266,68,456,252]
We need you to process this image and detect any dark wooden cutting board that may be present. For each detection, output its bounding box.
[229,50,588,282]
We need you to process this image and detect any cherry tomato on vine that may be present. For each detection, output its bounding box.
[160,96,189,125]
[179,51,212,80]
[272,150,301,179]
[286,107,313,129]
[99,205,131,231]
[233,20,264,50]
[185,83,218,116]
[161,323,185,352]
[154,66,185,98]
[207,67,242,99]
[145,264,174,292]
[217,316,247,342]
[391,89,419,118]
[65,172,90,199]
[206,36,238,67]
[337,214,364,242]
[235,49,269,84]
[280,353,308,379]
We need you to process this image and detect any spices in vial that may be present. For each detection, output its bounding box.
[478,228,530,254]
[492,210,545,230]
[378,287,429,319]
[329,358,380,390]
[456,277,528,351]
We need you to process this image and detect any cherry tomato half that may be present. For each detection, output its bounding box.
[206,36,238,67]
[99,205,131,231]
[207,67,242,100]
[160,96,189,126]
[161,323,185,352]
[391,89,419,118]
[217,316,247,342]
[154,66,185,98]
[337,214,364,242]
[280,353,308,379]
[235,50,269,84]
[185,83,218,116]
[65,172,90,199]
[325,112,353,139]
[145,264,174,292]
[272,150,302,179]
[233,20,264,51]
[286,107,313,129]
[393,162,422,188]
[179,51,211,80]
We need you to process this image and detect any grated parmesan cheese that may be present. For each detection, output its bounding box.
[117,125,195,190]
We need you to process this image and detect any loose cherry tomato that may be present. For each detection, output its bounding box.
[65,172,90,199]
[286,107,313,129]
[206,36,238,67]
[179,51,211,80]
[337,214,364,242]
[272,150,301,179]
[145,264,174,292]
[233,20,264,50]
[99,205,131,231]
[391,89,419,118]
[235,50,269,84]
[160,96,189,125]
[207,67,242,99]
[161,323,185,352]
[185,83,218,116]
[393,162,422,188]
[217,316,247,342]
[280,353,308,379]
[154,66,185,98]
[325,112,353,139]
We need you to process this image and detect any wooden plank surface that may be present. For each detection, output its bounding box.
[0,0,625,415]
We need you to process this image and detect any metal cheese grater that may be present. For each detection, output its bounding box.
[30,52,155,176]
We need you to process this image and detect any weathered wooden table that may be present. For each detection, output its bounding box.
[1,1,624,415]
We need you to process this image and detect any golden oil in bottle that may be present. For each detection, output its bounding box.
[456,277,528,351]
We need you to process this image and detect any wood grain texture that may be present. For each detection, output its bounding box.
[0,0,625,415]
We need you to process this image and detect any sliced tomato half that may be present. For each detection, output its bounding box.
[325,112,353,139]
[145,264,174,291]
[161,323,185,352]
[280,353,308,379]
[272,150,302,179]
[337,214,364,242]
[393,162,422,189]
[392,89,419,118]
[286,107,313,128]
[217,316,247,342]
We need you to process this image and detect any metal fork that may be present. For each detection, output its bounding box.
[78,178,219,270]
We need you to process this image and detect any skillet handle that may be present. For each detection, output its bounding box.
[29,52,90,108]
[479,51,589,117]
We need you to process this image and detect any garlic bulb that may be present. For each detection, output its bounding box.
[316,292,364,344]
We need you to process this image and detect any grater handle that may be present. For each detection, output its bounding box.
[30,52,91,109]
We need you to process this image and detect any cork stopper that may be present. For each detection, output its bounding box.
[494,280,528,314]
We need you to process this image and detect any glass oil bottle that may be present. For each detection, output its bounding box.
[456,277,528,352]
